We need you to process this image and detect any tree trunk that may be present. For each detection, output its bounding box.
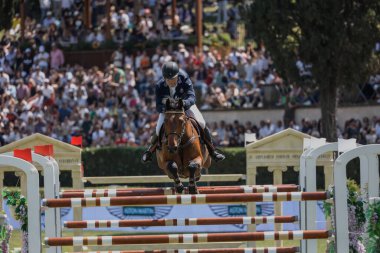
[105,0,111,40]
[196,0,203,53]
[84,0,91,29]
[134,0,141,16]
[319,83,338,142]
[20,0,25,41]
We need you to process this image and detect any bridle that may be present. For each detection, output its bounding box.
[164,110,187,147]
[164,110,198,151]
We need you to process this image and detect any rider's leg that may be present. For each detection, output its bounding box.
[141,133,158,163]
[203,126,226,161]
[141,113,164,163]
[188,105,225,162]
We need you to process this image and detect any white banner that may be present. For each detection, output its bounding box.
[2,200,326,232]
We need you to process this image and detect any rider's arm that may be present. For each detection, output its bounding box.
[182,74,196,110]
[155,83,165,113]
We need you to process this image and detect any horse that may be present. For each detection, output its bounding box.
[156,98,211,194]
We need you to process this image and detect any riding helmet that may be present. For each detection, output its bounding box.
[162,61,179,79]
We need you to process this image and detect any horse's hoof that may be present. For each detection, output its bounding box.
[188,185,198,195]
[175,183,184,194]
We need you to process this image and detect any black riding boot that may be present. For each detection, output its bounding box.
[203,127,225,162]
[141,133,158,163]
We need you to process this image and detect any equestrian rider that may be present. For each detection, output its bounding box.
[141,61,225,163]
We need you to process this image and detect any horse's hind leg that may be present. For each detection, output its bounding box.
[167,161,184,194]
[188,162,200,194]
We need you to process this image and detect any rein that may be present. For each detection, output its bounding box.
[164,112,200,150]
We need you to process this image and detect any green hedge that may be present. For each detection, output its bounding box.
[81,146,246,181]
[80,147,246,188]
[80,147,363,189]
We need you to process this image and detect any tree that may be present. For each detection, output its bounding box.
[0,0,40,31]
[243,1,380,141]
[0,0,21,30]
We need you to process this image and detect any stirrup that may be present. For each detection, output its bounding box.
[141,151,153,163]
[211,150,225,162]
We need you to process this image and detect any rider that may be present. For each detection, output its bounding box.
[141,61,225,163]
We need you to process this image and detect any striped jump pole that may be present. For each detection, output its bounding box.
[67,247,300,253]
[42,192,329,208]
[44,230,329,246]
[64,215,298,229]
[60,185,300,198]
[62,184,298,192]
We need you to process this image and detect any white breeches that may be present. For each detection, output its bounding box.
[156,104,206,135]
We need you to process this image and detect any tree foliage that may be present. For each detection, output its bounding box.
[243,1,380,141]
[0,0,22,30]
[0,0,40,31]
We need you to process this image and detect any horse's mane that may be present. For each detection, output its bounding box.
[164,98,185,113]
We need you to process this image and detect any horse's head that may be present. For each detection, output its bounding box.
[164,98,186,153]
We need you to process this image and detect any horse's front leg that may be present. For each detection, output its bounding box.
[167,161,184,194]
[188,160,201,194]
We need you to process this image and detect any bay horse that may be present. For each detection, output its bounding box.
[156,98,211,194]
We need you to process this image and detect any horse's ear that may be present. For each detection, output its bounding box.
[178,99,184,109]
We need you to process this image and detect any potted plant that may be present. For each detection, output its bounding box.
[2,188,28,253]
[323,180,366,253]
[0,210,12,253]
[366,199,380,253]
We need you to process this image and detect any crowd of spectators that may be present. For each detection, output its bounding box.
[6,0,233,48]
[207,116,380,147]
[1,34,379,148]
[0,1,380,148]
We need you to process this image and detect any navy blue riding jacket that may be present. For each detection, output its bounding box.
[155,69,196,113]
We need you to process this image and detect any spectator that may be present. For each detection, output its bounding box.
[40,0,51,21]
[226,15,238,40]
[42,11,57,28]
[41,79,55,107]
[0,68,10,85]
[91,124,105,147]
[34,46,50,71]
[28,89,45,110]
[111,45,124,68]
[365,128,377,144]
[202,87,227,109]
[375,118,380,139]
[34,115,46,134]
[274,120,284,133]
[225,82,240,108]
[96,102,109,119]
[217,0,228,23]
[58,103,71,123]
[22,48,34,74]
[16,79,30,101]
[50,43,65,70]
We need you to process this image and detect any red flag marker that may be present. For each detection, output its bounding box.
[34,144,54,157]
[14,148,32,162]
[71,136,82,147]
